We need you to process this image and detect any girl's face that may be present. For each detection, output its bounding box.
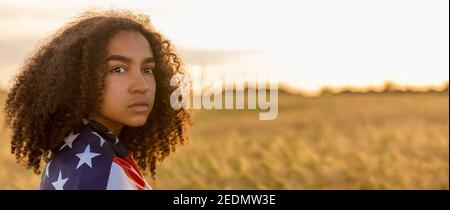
[93,30,156,136]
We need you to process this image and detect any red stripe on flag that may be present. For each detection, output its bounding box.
[112,156,147,190]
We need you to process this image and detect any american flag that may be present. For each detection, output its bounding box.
[39,119,152,190]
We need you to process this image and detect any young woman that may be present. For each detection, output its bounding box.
[3,10,191,190]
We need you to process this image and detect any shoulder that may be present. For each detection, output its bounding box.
[39,128,115,190]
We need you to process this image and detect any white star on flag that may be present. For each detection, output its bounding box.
[59,132,80,151]
[75,145,101,169]
[92,132,106,147]
[52,170,68,190]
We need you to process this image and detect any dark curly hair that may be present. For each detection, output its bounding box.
[2,9,191,181]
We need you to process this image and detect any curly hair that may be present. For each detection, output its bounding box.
[2,9,191,180]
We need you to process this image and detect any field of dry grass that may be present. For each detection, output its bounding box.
[0,89,448,189]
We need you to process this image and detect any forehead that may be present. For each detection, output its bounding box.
[106,30,154,58]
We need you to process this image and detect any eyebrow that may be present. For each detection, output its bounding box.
[105,54,155,65]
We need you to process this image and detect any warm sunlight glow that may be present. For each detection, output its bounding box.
[0,0,448,93]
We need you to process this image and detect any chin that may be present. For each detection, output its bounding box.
[125,116,148,127]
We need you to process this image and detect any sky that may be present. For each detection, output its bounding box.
[0,0,448,94]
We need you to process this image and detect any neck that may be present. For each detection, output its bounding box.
[91,115,123,137]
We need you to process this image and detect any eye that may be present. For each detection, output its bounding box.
[111,66,127,73]
[143,67,154,74]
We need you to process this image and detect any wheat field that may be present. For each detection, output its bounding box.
[0,90,448,189]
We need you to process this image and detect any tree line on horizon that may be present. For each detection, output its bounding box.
[0,81,448,99]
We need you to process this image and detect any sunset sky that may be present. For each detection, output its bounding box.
[0,0,448,94]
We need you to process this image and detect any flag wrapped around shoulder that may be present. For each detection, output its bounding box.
[39,119,151,190]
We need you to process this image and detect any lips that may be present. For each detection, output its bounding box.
[128,99,148,107]
[128,101,149,107]
[128,101,149,112]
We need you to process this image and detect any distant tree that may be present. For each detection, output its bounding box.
[339,89,355,95]
[382,81,398,92]
[319,87,334,96]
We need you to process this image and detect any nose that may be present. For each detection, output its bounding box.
[129,68,150,94]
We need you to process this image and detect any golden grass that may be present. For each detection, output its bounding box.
[0,91,448,189]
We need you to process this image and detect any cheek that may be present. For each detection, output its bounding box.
[101,77,126,109]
